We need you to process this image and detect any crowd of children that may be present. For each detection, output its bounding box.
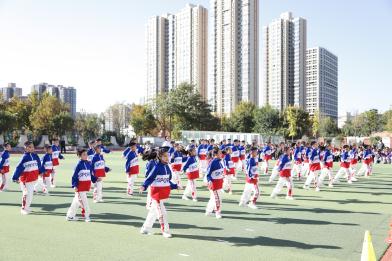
[0,137,379,238]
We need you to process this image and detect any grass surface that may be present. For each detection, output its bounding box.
[0,152,391,261]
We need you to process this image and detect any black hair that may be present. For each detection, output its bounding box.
[212,147,220,156]
[44,144,52,150]
[310,141,317,146]
[96,138,102,142]
[3,142,10,147]
[142,149,158,161]
[24,141,32,147]
[128,142,136,147]
[77,148,87,157]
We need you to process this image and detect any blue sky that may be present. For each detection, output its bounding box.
[0,0,391,115]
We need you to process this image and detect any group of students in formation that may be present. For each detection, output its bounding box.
[0,137,375,238]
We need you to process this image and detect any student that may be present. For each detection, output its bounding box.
[182,147,199,202]
[268,142,286,183]
[142,149,158,209]
[205,148,225,219]
[303,142,321,190]
[12,141,42,215]
[96,138,111,153]
[87,140,96,162]
[301,143,311,178]
[91,145,111,203]
[223,147,235,194]
[231,140,240,175]
[357,145,373,177]
[0,143,11,191]
[239,140,247,172]
[124,142,139,196]
[197,139,208,175]
[51,138,64,188]
[349,145,359,181]
[239,147,260,209]
[317,145,333,190]
[170,144,184,186]
[35,145,53,195]
[261,142,273,175]
[331,145,352,185]
[271,146,294,200]
[139,148,180,238]
[66,149,97,222]
[291,141,303,180]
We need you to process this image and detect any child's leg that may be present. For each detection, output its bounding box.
[24,181,36,211]
[286,177,294,197]
[127,175,133,195]
[240,183,252,204]
[183,180,192,197]
[146,187,152,209]
[143,199,158,232]
[190,180,197,199]
[227,175,232,193]
[262,161,269,174]
[97,180,103,200]
[156,200,170,233]
[34,177,43,192]
[212,190,222,216]
[223,175,228,191]
[304,171,315,187]
[43,177,51,193]
[271,177,285,197]
[1,173,8,190]
[317,169,328,188]
[51,168,56,187]
[250,183,260,204]
[206,190,215,214]
[78,192,90,219]
[333,168,344,183]
[67,192,80,218]
[269,166,279,183]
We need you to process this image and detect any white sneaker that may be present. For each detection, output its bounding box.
[239,201,246,207]
[192,198,198,202]
[351,177,358,182]
[162,232,172,238]
[228,191,233,195]
[348,180,353,184]
[328,183,334,188]
[182,195,189,201]
[93,200,98,203]
[302,185,309,190]
[285,196,294,200]
[140,227,152,235]
[50,184,56,188]
[270,194,277,199]
[85,217,91,222]
[205,211,214,217]
[66,216,78,221]
[215,213,222,219]
[248,203,258,210]
[20,209,30,215]
[315,187,320,192]
[98,199,104,203]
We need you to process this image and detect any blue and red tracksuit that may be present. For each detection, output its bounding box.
[142,162,178,200]
[12,153,42,183]
[206,158,224,191]
[182,156,199,180]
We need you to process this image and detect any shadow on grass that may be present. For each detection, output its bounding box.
[174,234,341,249]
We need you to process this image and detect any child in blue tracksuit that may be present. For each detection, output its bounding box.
[239,147,260,209]
[123,142,139,196]
[182,147,199,202]
[139,149,179,238]
[66,149,97,222]
[12,141,43,215]
[142,149,158,209]
[34,145,53,195]
[205,148,225,219]
[91,145,111,203]
[0,143,11,191]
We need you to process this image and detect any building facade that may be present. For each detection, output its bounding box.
[31,82,77,118]
[103,103,132,135]
[263,12,307,111]
[209,0,259,115]
[145,4,208,102]
[1,83,22,101]
[306,47,338,121]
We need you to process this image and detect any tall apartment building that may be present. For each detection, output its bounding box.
[31,82,77,118]
[263,12,307,111]
[209,0,259,114]
[306,47,338,121]
[146,4,208,102]
[1,83,23,101]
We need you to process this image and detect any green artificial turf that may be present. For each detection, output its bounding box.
[0,152,391,261]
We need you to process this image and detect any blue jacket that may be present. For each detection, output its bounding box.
[206,158,224,182]
[12,152,42,181]
[142,162,178,190]
[71,160,97,188]
[0,150,10,169]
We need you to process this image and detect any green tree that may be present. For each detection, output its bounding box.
[0,110,16,134]
[253,105,282,137]
[130,104,157,136]
[311,111,320,137]
[74,111,102,141]
[319,117,339,137]
[283,106,311,140]
[382,110,392,132]
[229,102,256,133]
[51,112,74,137]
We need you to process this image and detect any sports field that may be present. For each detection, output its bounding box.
[0,152,391,261]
